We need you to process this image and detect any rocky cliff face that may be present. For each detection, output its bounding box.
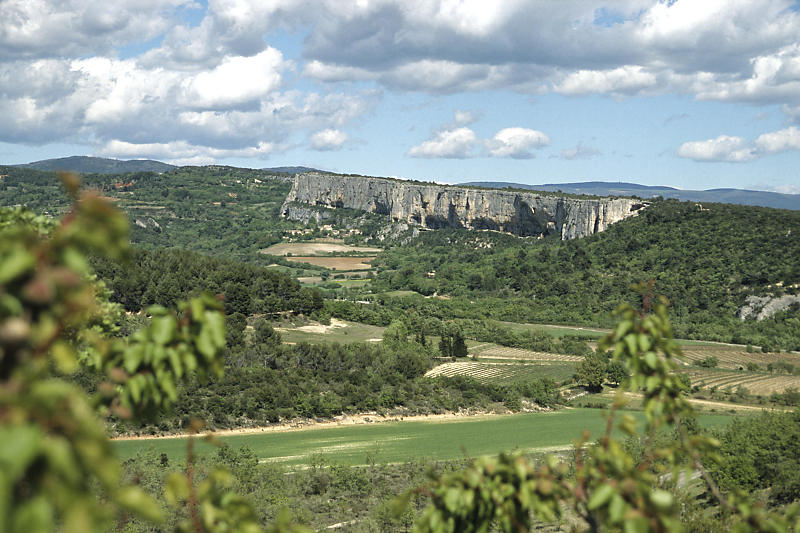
[282,172,647,239]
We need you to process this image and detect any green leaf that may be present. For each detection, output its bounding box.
[61,247,90,276]
[150,315,175,346]
[167,348,183,378]
[650,489,673,511]
[11,496,53,533]
[117,486,164,523]
[165,472,189,506]
[196,327,216,359]
[123,345,143,374]
[391,491,412,518]
[204,310,226,348]
[40,437,80,484]
[444,488,461,511]
[608,493,627,523]
[0,425,42,479]
[623,515,649,533]
[625,335,638,357]
[0,247,35,284]
[587,484,615,510]
[51,341,78,374]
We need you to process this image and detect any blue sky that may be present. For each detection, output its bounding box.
[1,1,799,193]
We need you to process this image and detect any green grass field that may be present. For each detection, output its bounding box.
[113,409,733,465]
[382,290,423,298]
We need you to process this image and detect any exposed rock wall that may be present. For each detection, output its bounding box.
[738,294,800,321]
[282,172,647,239]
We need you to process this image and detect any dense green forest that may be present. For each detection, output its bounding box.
[0,165,296,264]
[364,199,800,349]
[4,166,799,349]
[105,328,558,435]
[91,248,323,316]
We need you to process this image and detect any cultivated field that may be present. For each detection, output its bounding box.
[469,343,584,362]
[425,361,576,384]
[286,256,374,270]
[112,409,734,464]
[685,368,800,394]
[261,242,381,256]
[496,321,608,339]
[420,337,800,397]
[678,346,800,370]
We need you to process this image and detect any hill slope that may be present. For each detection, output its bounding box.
[17,156,176,174]
[369,199,800,348]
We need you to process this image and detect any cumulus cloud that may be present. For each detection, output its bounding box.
[272,0,800,119]
[0,49,376,161]
[5,1,800,159]
[676,135,756,162]
[487,127,550,159]
[7,1,800,110]
[754,126,800,153]
[178,48,285,109]
[408,115,551,159]
[309,129,348,151]
[0,0,192,60]
[677,127,800,162]
[95,139,281,163]
[551,66,658,96]
[561,143,601,160]
[407,127,478,158]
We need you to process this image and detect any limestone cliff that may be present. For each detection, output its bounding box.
[282,172,647,239]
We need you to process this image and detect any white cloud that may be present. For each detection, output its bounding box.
[5,0,800,157]
[552,66,657,96]
[487,127,550,159]
[179,48,286,109]
[96,139,281,162]
[407,127,478,159]
[309,129,348,150]
[302,60,374,82]
[678,126,800,162]
[408,120,551,159]
[770,184,800,195]
[561,143,601,160]
[269,0,800,114]
[676,135,756,162]
[0,0,192,60]
[754,126,800,154]
[0,50,376,160]
[453,110,476,126]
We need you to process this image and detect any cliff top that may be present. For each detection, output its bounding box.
[295,170,639,202]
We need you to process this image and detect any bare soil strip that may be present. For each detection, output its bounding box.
[261,242,382,255]
[112,411,504,441]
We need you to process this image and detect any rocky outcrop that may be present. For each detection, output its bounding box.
[281,204,334,225]
[282,172,647,239]
[738,294,800,321]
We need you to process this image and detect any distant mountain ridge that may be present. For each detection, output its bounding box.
[463,181,800,211]
[17,156,176,174]
[263,166,321,174]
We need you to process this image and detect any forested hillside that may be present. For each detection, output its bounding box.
[368,199,800,348]
[17,155,176,174]
[92,248,323,316]
[4,166,799,348]
[0,164,296,264]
